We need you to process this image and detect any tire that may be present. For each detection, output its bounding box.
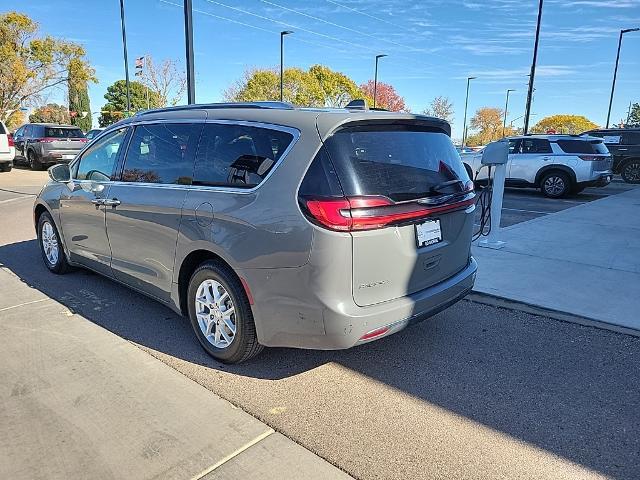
[28,150,42,171]
[0,163,11,172]
[187,260,263,364]
[37,211,71,274]
[540,171,571,198]
[620,160,640,184]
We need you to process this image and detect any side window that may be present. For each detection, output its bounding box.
[193,123,294,188]
[24,125,33,138]
[508,139,520,154]
[622,132,640,145]
[521,138,551,154]
[120,123,201,184]
[75,128,128,181]
[14,126,24,137]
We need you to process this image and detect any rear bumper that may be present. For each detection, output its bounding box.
[578,172,612,188]
[0,149,15,162]
[244,257,477,350]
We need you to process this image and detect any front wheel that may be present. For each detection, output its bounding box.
[37,211,71,274]
[187,261,263,364]
[621,160,640,184]
[540,171,570,198]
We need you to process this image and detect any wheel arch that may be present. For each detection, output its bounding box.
[176,248,249,317]
[535,165,576,187]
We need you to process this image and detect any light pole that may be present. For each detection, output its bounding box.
[373,54,387,109]
[606,28,639,128]
[184,0,196,104]
[503,89,515,137]
[461,76,476,148]
[280,31,293,102]
[118,0,131,115]
[524,0,543,135]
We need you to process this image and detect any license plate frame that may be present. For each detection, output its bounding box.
[415,219,442,248]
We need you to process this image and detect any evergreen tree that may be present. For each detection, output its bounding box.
[68,59,92,131]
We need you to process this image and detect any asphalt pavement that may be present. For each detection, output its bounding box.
[1,168,639,479]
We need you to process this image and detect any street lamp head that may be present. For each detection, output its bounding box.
[281,30,293,36]
[622,27,640,33]
[376,54,388,60]
[468,76,477,81]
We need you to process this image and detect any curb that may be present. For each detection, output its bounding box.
[466,291,640,338]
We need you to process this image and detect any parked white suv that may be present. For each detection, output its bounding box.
[462,135,613,198]
[0,121,15,172]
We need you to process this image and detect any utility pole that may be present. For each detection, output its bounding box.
[373,54,387,109]
[503,89,515,137]
[119,0,131,115]
[184,0,196,104]
[461,76,476,148]
[606,28,639,128]
[280,31,293,102]
[523,0,543,135]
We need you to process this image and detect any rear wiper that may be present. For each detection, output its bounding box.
[417,180,468,206]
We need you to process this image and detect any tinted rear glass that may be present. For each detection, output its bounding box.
[323,125,469,202]
[0,123,6,135]
[622,132,640,145]
[557,139,608,154]
[45,127,84,138]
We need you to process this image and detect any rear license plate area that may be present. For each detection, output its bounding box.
[416,219,442,248]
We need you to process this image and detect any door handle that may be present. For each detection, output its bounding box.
[542,156,550,161]
[618,148,628,151]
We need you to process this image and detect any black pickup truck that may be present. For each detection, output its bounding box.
[583,128,640,184]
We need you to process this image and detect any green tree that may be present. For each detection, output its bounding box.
[0,12,94,121]
[98,80,161,127]
[224,65,363,108]
[531,114,598,134]
[29,103,70,124]
[627,103,639,127]
[68,59,91,131]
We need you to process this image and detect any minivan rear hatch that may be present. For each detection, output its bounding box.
[302,118,475,307]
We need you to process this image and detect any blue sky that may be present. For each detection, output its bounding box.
[21,0,640,138]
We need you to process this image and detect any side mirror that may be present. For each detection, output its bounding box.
[481,139,509,166]
[48,163,72,183]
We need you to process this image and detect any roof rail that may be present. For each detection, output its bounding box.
[135,101,295,116]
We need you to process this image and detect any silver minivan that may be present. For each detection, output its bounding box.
[34,102,477,363]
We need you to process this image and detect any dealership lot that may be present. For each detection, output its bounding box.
[1,168,639,479]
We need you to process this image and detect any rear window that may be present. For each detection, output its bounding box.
[322,125,469,202]
[0,123,6,135]
[45,127,84,138]
[556,139,608,154]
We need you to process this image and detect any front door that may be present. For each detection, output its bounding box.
[508,137,553,184]
[106,122,202,301]
[58,127,129,276]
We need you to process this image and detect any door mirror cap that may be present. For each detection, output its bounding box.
[481,139,509,165]
[48,163,72,183]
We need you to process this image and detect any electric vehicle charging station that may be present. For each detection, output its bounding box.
[477,139,509,250]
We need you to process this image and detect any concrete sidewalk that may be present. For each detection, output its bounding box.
[0,266,351,480]
[472,186,640,332]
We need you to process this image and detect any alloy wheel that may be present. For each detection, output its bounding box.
[543,175,565,196]
[623,162,640,183]
[41,221,59,266]
[195,279,237,348]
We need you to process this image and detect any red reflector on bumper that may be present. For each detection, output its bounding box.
[359,326,390,341]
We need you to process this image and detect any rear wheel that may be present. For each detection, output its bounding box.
[187,260,262,364]
[0,163,11,172]
[28,150,42,171]
[540,171,570,198]
[621,160,640,184]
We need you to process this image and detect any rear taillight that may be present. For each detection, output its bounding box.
[34,137,56,143]
[579,155,599,161]
[7,134,14,147]
[78,138,89,142]
[303,192,475,232]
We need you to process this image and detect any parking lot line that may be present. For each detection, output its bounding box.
[0,196,35,205]
[502,207,550,215]
[0,298,49,312]
[189,428,275,480]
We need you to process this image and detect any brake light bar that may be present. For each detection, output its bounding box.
[304,192,475,232]
[579,155,607,161]
[7,134,14,147]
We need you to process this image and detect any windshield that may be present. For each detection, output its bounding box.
[45,127,84,138]
[323,125,470,202]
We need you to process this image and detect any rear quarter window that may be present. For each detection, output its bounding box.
[556,139,608,154]
[0,123,6,135]
[323,125,469,202]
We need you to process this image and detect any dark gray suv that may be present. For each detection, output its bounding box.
[14,123,87,170]
[34,102,477,363]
